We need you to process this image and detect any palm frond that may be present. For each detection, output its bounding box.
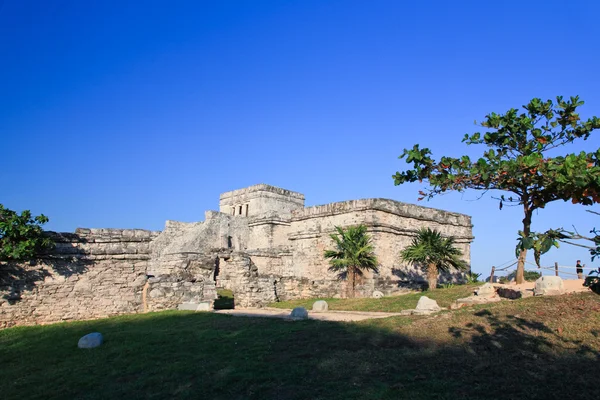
[324,224,379,280]
[400,228,466,273]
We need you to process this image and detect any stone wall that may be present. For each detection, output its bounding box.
[1,184,474,328]
[0,229,159,328]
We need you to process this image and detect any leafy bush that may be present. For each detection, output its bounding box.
[465,272,481,283]
[583,270,600,294]
[505,270,541,282]
[0,205,53,261]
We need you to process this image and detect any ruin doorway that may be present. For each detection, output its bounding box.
[213,256,235,309]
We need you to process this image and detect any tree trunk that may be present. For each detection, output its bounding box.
[515,205,534,285]
[427,263,438,290]
[347,268,356,298]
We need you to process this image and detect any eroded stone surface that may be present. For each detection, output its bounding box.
[474,283,497,298]
[78,332,103,349]
[415,296,441,312]
[534,276,565,296]
[290,307,309,319]
[312,300,328,312]
[177,302,211,311]
[372,291,384,299]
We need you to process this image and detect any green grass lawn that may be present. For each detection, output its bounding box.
[1,292,599,400]
[269,284,478,311]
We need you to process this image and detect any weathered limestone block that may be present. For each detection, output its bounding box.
[496,287,533,299]
[290,307,308,319]
[474,283,497,298]
[312,300,328,312]
[534,276,565,296]
[78,332,103,349]
[177,302,211,311]
[452,295,503,309]
[414,296,441,315]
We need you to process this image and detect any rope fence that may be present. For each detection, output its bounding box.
[486,259,599,282]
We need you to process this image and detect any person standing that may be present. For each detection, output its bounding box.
[576,260,584,279]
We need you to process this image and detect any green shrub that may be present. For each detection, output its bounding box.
[465,272,481,283]
[505,270,541,282]
[583,270,600,294]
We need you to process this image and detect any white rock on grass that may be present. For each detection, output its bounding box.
[534,276,565,296]
[78,332,103,349]
[372,291,384,299]
[312,300,328,312]
[290,307,309,319]
[415,296,441,312]
[474,283,497,298]
[178,302,211,311]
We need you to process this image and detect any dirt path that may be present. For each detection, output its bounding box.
[495,278,590,293]
[213,308,405,322]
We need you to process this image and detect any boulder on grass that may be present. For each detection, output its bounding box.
[414,296,441,314]
[534,276,565,296]
[474,283,496,298]
[78,332,103,349]
[290,307,309,319]
[312,300,328,312]
[372,291,384,299]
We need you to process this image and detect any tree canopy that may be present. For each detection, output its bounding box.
[393,96,600,284]
[0,205,53,262]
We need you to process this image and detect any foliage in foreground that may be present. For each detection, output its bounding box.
[324,225,378,297]
[1,293,599,400]
[0,205,53,261]
[399,228,466,290]
[394,96,600,284]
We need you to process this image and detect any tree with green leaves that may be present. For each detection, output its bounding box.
[520,210,600,293]
[0,205,53,262]
[400,228,466,290]
[324,225,379,298]
[393,96,600,284]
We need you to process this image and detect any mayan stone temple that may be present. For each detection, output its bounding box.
[1,184,473,327]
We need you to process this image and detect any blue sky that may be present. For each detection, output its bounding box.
[2,0,600,277]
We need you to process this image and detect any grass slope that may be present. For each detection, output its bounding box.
[1,293,599,400]
[269,284,478,311]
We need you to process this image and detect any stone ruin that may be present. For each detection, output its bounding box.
[0,184,473,327]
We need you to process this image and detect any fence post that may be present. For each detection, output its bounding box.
[555,262,559,277]
[489,266,495,283]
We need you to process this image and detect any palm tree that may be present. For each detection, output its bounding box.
[400,228,466,290]
[324,225,379,298]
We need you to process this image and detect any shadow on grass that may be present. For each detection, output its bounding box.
[1,297,599,400]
